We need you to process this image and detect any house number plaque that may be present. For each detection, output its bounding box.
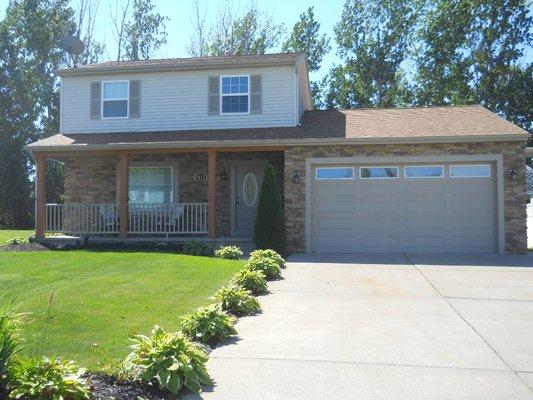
[193,172,208,182]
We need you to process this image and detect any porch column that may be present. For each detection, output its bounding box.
[35,153,46,239]
[119,152,129,238]
[208,149,216,239]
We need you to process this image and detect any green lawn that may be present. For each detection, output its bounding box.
[0,229,33,243]
[0,250,243,369]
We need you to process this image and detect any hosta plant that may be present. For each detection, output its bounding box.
[124,325,212,395]
[212,285,261,317]
[232,268,268,295]
[180,304,237,345]
[9,357,91,400]
[214,246,243,260]
[249,249,286,268]
[4,237,24,245]
[246,256,282,280]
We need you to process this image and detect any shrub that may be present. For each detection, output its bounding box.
[214,245,243,260]
[182,240,213,257]
[246,256,282,280]
[125,325,212,395]
[212,285,261,316]
[232,269,268,295]
[249,249,286,269]
[9,357,91,400]
[180,304,237,345]
[253,161,286,254]
[4,237,24,245]
[0,296,23,397]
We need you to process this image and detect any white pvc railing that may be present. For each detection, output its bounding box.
[45,203,208,235]
[45,203,119,234]
[128,203,207,234]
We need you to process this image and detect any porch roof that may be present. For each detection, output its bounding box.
[27,105,529,153]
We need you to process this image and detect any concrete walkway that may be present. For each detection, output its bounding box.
[185,253,533,400]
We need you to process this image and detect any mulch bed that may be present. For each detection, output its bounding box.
[0,242,50,252]
[89,373,175,400]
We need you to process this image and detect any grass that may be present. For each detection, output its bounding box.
[0,229,33,244]
[0,250,243,369]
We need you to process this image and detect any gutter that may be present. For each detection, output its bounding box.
[26,133,529,154]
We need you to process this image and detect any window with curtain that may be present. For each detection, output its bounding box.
[129,167,173,204]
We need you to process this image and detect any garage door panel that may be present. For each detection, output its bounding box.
[312,162,497,254]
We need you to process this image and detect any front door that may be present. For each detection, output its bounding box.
[233,162,264,237]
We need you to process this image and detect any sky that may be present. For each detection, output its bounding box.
[0,0,531,83]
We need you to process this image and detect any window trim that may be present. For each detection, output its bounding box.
[102,80,129,119]
[449,164,491,178]
[359,166,399,180]
[404,165,445,179]
[128,165,174,204]
[220,75,250,115]
[315,167,355,180]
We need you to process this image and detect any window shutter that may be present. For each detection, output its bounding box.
[90,82,101,119]
[250,75,262,114]
[129,80,141,118]
[208,76,220,115]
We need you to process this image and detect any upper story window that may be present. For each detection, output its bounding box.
[102,81,129,118]
[221,76,249,114]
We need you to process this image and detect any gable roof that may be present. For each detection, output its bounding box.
[27,105,529,152]
[56,52,307,77]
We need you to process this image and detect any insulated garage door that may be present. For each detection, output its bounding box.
[311,163,498,253]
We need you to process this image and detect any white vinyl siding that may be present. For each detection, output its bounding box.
[60,66,296,133]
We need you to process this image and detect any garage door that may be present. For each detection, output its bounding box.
[311,162,498,253]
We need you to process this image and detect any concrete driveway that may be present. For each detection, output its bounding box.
[186,253,533,400]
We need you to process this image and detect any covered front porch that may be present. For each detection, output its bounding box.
[33,147,284,242]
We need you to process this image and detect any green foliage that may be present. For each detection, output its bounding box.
[124,0,168,61]
[9,357,91,400]
[214,246,243,260]
[4,237,25,245]
[232,269,268,295]
[212,285,261,317]
[182,241,213,257]
[253,162,286,254]
[205,7,284,56]
[246,256,282,281]
[282,6,330,72]
[124,325,212,395]
[180,304,237,345]
[249,249,286,269]
[0,296,23,397]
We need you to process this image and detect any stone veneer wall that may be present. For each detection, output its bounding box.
[64,152,284,237]
[283,141,528,254]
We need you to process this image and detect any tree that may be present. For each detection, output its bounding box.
[187,0,208,57]
[415,0,532,137]
[253,162,286,255]
[282,7,330,72]
[188,1,284,57]
[124,0,168,61]
[324,0,418,109]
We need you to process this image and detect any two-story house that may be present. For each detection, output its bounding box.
[27,53,531,254]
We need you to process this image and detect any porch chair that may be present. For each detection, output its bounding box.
[99,205,119,231]
[166,204,185,231]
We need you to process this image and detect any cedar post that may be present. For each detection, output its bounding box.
[119,152,129,238]
[208,149,217,239]
[35,153,47,239]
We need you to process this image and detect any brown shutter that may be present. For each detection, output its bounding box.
[250,75,262,114]
[90,81,101,119]
[208,76,220,115]
[129,80,141,118]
